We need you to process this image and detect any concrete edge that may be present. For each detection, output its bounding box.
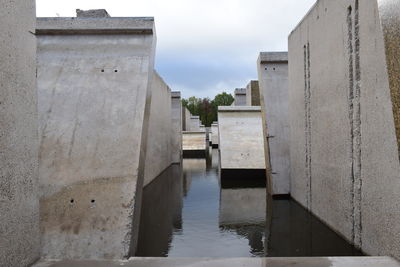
[234,88,246,95]
[289,0,319,37]
[182,131,206,134]
[218,106,261,112]
[36,17,155,35]
[258,51,288,64]
[171,91,181,98]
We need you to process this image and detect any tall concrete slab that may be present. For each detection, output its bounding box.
[289,0,400,258]
[0,1,40,266]
[234,88,247,106]
[246,80,261,106]
[257,52,290,195]
[143,71,173,187]
[189,115,201,131]
[211,122,219,148]
[182,107,191,131]
[37,16,156,259]
[171,91,183,164]
[218,106,266,178]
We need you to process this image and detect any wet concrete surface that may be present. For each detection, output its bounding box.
[136,148,363,257]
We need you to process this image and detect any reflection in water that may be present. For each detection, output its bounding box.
[137,148,362,257]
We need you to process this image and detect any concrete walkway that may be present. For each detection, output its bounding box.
[34,257,399,267]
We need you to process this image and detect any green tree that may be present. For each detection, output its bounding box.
[182,92,234,127]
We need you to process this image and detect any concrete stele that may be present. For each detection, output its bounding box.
[182,132,207,158]
[218,106,266,174]
[289,0,400,258]
[257,52,290,195]
[246,80,261,106]
[37,16,156,259]
[234,88,247,106]
[0,1,40,266]
[211,122,219,148]
[171,91,183,164]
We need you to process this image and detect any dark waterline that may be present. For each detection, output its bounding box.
[136,148,363,257]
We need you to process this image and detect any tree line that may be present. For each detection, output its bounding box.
[182,92,234,127]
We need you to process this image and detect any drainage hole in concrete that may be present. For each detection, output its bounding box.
[70,199,74,203]
[91,199,95,203]
[101,69,104,72]
[114,70,118,72]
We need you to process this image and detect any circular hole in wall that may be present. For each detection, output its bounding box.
[91,199,95,203]
[70,199,74,203]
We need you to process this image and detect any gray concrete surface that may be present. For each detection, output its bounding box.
[211,122,219,147]
[234,88,247,106]
[37,16,156,259]
[218,106,265,170]
[189,116,201,131]
[76,9,110,18]
[289,0,400,259]
[182,132,207,153]
[257,52,290,195]
[143,71,173,187]
[182,107,192,131]
[33,257,400,267]
[171,91,183,163]
[0,1,40,266]
[246,80,261,106]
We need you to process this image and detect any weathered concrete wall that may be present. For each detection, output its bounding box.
[234,88,247,106]
[0,1,40,266]
[182,107,191,131]
[218,106,265,170]
[211,122,219,148]
[246,80,261,106]
[182,132,206,157]
[171,92,182,164]
[257,52,290,195]
[289,0,400,258]
[143,72,173,187]
[189,116,201,131]
[37,17,156,259]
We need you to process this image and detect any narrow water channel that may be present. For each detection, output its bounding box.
[136,148,362,257]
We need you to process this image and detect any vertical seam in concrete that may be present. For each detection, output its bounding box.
[347,1,362,248]
[304,42,312,210]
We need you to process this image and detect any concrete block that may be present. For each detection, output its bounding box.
[246,80,261,106]
[218,106,266,178]
[181,107,191,131]
[233,88,247,106]
[257,52,290,195]
[0,1,40,266]
[171,91,183,164]
[76,9,110,18]
[211,122,219,148]
[143,71,173,187]
[37,16,156,259]
[182,132,206,158]
[289,0,400,258]
[189,116,201,131]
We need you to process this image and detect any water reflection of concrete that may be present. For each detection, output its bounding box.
[136,164,183,257]
[219,188,266,225]
[182,159,206,195]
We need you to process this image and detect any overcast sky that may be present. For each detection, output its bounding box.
[36,0,316,99]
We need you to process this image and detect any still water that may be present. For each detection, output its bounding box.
[136,148,362,257]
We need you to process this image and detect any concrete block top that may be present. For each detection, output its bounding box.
[234,88,246,95]
[218,106,261,112]
[36,17,154,35]
[259,52,288,63]
[76,9,110,18]
[171,91,181,98]
[183,131,206,134]
[191,116,200,119]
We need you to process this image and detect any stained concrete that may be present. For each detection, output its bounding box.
[289,0,400,259]
[143,71,173,187]
[246,80,261,106]
[0,1,40,266]
[33,257,400,267]
[211,122,219,148]
[234,88,247,106]
[37,16,156,259]
[182,132,207,158]
[257,52,290,195]
[218,106,265,170]
[171,91,183,163]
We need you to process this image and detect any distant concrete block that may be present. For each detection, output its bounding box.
[218,106,266,179]
[234,88,247,106]
[143,71,173,187]
[257,52,290,195]
[189,116,201,131]
[289,0,400,259]
[76,9,110,18]
[37,16,156,259]
[211,122,219,148]
[0,1,40,266]
[182,107,191,131]
[182,132,206,158]
[171,92,183,164]
[246,80,261,106]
